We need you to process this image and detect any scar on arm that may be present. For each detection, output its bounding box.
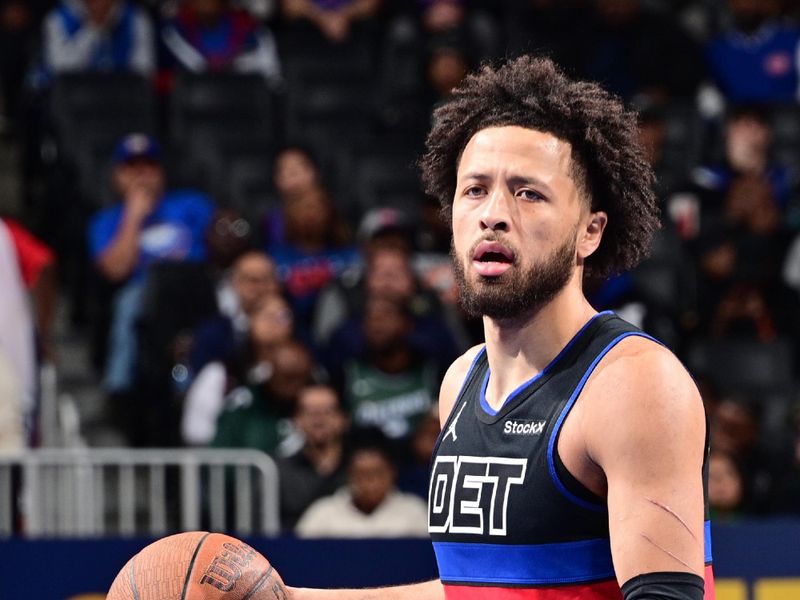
[645,497,698,541]
[640,533,700,573]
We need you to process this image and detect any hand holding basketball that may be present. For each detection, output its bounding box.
[107,531,289,600]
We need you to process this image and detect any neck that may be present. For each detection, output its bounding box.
[481,277,597,411]
[371,345,412,373]
[303,440,343,476]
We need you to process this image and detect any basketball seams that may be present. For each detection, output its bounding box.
[180,532,212,600]
[241,566,274,600]
[128,556,141,600]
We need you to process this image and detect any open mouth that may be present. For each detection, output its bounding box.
[473,241,515,264]
[472,241,515,277]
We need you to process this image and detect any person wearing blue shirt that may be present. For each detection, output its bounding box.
[43,0,155,75]
[706,0,800,103]
[88,133,214,395]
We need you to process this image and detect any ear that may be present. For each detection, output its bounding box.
[577,211,607,260]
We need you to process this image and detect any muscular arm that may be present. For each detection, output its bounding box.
[583,339,706,586]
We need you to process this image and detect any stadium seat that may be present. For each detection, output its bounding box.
[687,337,796,396]
[332,135,424,221]
[169,73,280,153]
[49,73,157,206]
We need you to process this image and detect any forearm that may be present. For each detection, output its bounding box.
[289,580,443,600]
[97,211,144,282]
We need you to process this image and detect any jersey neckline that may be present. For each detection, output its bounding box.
[478,311,615,421]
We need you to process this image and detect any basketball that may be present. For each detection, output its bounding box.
[106,531,288,600]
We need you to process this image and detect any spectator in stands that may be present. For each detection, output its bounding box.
[190,249,280,375]
[183,292,295,446]
[424,37,469,104]
[581,0,704,102]
[0,217,56,446]
[331,295,440,440]
[388,0,500,61]
[706,0,800,104]
[708,450,746,521]
[295,431,428,537]
[211,339,314,456]
[266,147,358,333]
[160,0,281,86]
[690,106,793,218]
[88,133,214,398]
[314,210,462,358]
[711,396,776,512]
[265,145,328,246]
[277,384,349,530]
[281,0,382,44]
[42,0,155,76]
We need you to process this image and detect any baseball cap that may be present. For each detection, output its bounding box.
[112,133,162,165]
[357,207,412,242]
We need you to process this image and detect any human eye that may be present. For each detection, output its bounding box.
[464,185,486,198]
[517,188,546,202]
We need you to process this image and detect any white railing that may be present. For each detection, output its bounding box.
[0,448,279,538]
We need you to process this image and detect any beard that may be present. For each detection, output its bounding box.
[452,231,577,321]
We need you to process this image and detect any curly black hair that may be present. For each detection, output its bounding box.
[419,55,660,279]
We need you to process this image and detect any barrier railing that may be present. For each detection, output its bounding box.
[0,448,279,538]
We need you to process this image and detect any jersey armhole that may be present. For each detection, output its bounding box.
[547,331,661,512]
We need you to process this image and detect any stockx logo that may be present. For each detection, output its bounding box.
[503,419,546,436]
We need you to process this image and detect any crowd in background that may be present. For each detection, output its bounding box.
[2,0,800,535]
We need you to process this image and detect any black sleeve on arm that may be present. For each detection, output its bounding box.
[621,572,705,600]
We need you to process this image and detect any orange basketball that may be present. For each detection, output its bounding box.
[107,531,288,600]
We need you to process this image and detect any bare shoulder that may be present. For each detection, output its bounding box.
[438,344,484,426]
[582,335,705,463]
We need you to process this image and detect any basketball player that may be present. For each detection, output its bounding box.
[287,56,713,600]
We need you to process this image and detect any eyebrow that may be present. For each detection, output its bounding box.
[460,172,555,196]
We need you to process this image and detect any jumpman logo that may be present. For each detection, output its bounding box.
[444,402,467,443]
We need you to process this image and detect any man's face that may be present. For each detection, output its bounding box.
[725,116,771,167]
[363,297,409,353]
[349,450,395,513]
[249,295,293,348]
[365,249,414,302]
[274,149,318,197]
[451,126,590,321]
[231,252,278,314]
[268,344,312,406]
[295,386,346,447]
[113,158,165,199]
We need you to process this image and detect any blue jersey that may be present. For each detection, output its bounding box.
[707,24,800,103]
[429,313,715,600]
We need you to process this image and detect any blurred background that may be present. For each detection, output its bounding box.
[1,0,800,598]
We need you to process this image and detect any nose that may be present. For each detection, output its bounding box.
[479,189,511,232]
